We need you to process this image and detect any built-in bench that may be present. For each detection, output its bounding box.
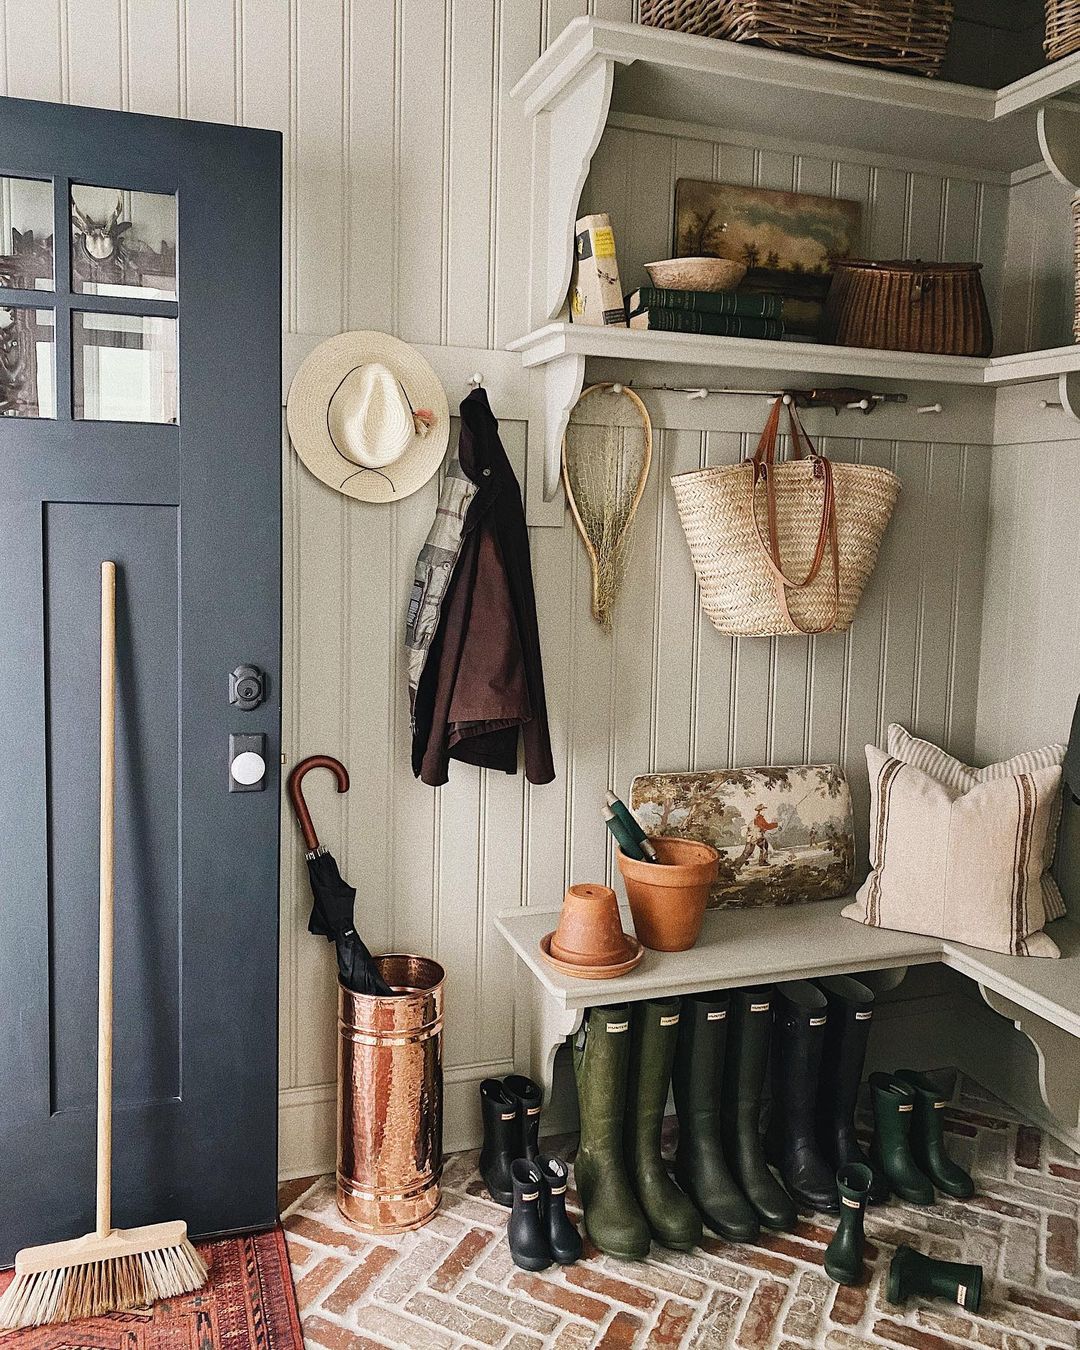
[494,899,1080,1144]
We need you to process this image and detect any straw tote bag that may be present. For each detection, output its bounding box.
[671,401,900,636]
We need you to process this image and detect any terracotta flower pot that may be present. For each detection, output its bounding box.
[549,883,635,966]
[616,836,719,952]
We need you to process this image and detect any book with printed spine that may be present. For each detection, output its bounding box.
[626,287,783,319]
[570,213,627,327]
[628,309,785,340]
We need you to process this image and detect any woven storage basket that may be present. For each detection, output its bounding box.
[671,403,900,637]
[1046,0,1080,61]
[825,259,992,357]
[639,0,954,76]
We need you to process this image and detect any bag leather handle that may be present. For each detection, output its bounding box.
[748,404,839,634]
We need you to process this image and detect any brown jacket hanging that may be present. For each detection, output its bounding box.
[411,388,555,787]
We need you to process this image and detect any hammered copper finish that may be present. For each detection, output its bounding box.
[337,954,444,1234]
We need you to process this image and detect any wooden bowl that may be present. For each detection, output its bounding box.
[645,257,747,292]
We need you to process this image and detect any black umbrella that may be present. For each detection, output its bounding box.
[288,756,395,997]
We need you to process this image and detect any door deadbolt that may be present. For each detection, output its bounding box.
[230,664,266,711]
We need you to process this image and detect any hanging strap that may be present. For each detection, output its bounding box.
[749,404,840,635]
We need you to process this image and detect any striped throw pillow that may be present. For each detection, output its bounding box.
[843,745,1061,958]
[886,725,1067,920]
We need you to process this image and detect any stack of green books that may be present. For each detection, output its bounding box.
[625,286,784,340]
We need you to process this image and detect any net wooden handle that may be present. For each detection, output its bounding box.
[98,560,116,1238]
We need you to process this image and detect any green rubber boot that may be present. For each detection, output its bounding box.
[868,1073,934,1206]
[572,1004,651,1260]
[824,1163,871,1286]
[887,1245,983,1313]
[894,1070,975,1199]
[672,992,759,1243]
[624,998,702,1251]
[721,987,797,1231]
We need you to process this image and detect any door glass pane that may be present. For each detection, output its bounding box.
[0,176,54,290]
[0,306,55,417]
[71,185,176,300]
[73,312,177,423]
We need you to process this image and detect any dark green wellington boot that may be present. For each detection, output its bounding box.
[824,1163,872,1285]
[672,992,759,1243]
[572,1004,651,1260]
[624,998,702,1251]
[887,1245,983,1313]
[894,1070,975,1198]
[815,976,889,1203]
[868,1073,934,1205]
[765,981,839,1213]
[721,986,797,1231]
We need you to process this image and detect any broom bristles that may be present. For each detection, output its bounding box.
[0,1237,207,1330]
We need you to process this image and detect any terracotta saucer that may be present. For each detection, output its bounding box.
[539,931,645,979]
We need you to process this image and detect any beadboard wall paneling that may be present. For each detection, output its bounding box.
[0,0,1002,1178]
[998,168,1077,356]
[976,436,1080,763]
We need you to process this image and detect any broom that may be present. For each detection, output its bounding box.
[0,561,207,1330]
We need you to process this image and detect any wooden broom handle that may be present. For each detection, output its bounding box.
[98,560,116,1238]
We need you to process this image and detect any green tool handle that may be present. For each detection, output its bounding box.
[606,792,658,861]
[604,807,646,862]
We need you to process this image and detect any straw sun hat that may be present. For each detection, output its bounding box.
[287,331,450,503]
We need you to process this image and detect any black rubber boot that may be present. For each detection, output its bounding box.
[887,1245,983,1313]
[507,1159,552,1271]
[766,981,839,1213]
[815,976,889,1204]
[824,1163,872,1286]
[625,998,702,1251]
[479,1078,518,1206]
[868,1073,934,1205]
[572,1005,651,1260]
[894,1070,975,1199]
[721,986,797,1232]
[537,1155,582,1264]
[503,1074,542,1164]
[672,991,759,1243]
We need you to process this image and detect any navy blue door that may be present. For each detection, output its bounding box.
[0,97,282,1263]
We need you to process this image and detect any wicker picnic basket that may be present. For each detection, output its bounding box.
[671,400,900,637]
[825,259,993,357]
[639,0,955,77]
[1046,0,1080,61]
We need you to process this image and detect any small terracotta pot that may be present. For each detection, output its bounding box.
[616,837,719,952]
[549,883,635,966]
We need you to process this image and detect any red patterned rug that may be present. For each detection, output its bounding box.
[0,1227,302,1349]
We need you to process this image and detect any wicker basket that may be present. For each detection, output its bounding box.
[1074,194,1080,343]
[825,259,992,357]
[639,1,955,77]
[671,401,900,637]
[1046,0,1080,61]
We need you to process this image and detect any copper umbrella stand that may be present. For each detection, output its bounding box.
[287,754,445,1234]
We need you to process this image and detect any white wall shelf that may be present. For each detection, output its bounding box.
[511,18,1080,519]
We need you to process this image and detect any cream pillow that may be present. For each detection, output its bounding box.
[886,724,1067,920]
[843,744,1062,958]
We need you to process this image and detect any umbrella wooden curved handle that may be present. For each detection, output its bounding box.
[287,755,349,853]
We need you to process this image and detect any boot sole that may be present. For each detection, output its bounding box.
[510,1252,552,1272]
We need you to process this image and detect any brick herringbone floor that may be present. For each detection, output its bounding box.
[281,1077,1080,1349]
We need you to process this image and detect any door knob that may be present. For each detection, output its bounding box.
[230,733,267,792]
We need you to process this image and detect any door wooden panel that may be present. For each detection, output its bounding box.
[0,96,282,1264]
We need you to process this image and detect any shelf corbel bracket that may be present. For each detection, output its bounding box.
[530,56,615,326]
[522,979,583,1100]
[979,983,1080,1143]
[1037,99,1080,191]
[1060,371,1080,421]
[525,352,586,525]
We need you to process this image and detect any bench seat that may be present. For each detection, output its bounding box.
[494,898,1080,1140]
